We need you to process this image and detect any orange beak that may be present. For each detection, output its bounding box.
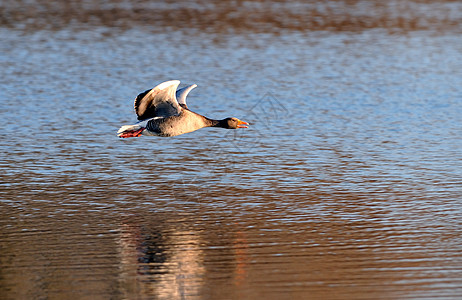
[237,120,249,128]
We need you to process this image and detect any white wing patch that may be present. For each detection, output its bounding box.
[176,84,198,107]
[157,80,180,91]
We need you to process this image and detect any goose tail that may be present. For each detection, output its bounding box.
[117,124,145,138]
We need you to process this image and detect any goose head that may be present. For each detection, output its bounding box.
[219,117,249,129]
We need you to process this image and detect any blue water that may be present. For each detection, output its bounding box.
[1,2,462,299]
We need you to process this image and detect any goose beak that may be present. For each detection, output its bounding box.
[237,120,249,128]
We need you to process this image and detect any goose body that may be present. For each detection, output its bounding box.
[117,80,248,138]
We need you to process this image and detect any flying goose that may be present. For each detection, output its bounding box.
[117,80,249,138]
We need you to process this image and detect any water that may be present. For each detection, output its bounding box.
[1,1,462,299]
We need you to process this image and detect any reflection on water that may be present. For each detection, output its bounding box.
[1,0,462,299]
[119,216,208,299]
[2,0,462,33]
[2,204,462,299]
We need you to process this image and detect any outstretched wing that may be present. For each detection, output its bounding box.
[176,84,197,109]
[134,80,181,121]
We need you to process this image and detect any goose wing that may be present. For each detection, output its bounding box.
[176,84,197,109]
[134,80,181,121]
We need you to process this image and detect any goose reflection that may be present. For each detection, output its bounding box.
[118,218,205,300]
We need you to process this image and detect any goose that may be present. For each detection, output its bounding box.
[117,80,249,138]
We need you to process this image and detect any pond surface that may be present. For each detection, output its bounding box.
[1,1,462,299]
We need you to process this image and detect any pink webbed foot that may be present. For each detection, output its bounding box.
[119,128,144,138]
